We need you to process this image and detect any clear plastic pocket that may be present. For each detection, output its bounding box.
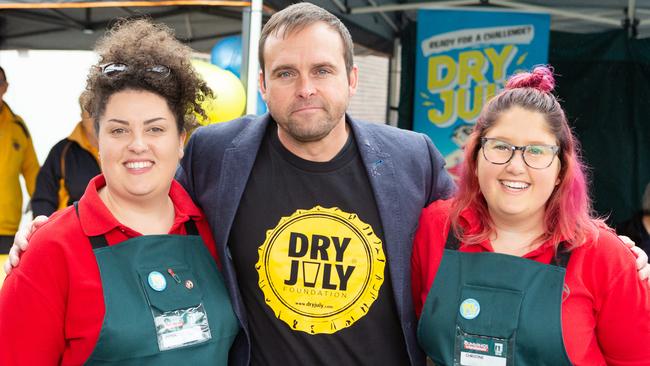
[138,266,213,352]
[153,302,212,351]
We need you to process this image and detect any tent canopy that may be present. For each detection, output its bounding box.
[5,0,650,54]
[0,1,250,52]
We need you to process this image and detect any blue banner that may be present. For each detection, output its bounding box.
[413,9,550,178]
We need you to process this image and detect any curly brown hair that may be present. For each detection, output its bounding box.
[82,18,211,134]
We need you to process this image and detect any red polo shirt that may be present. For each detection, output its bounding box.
[412,199,650,366]
[0,175,219,365]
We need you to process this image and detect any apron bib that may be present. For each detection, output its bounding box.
[417,231,573,366]
[76,204,239,365]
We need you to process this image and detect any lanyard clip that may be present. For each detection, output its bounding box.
[167,268,181,284]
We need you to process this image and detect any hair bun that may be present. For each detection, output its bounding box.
[505,66,555,93]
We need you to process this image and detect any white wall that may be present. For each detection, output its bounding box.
[348,54,389,124]
[0,50,98,228]
[1,50,98,161]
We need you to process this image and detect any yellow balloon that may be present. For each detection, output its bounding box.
[192,60,246,125]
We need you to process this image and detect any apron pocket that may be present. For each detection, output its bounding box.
[456,284,523,338]
[138,266,213,352]
[138,266,203,311]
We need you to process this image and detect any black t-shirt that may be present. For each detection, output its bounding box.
[229,123,410,365]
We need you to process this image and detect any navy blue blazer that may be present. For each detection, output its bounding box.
[177,113,455,365]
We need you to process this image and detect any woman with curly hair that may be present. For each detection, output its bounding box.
[412,66,650,365]
[0,19,239,365]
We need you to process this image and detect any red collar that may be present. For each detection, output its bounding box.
[77,175,204,237]
[457,203,558,260]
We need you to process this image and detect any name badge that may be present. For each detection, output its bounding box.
[153,303,212,351]
[455,327,511,366]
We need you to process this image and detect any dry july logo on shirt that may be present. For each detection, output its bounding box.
[256,206,385,334]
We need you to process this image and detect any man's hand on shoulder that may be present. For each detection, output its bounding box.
[3,215,49,275]
[619,235,650,283]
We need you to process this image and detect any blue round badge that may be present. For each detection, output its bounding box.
[148,271,167,292]
[459,298,480,320]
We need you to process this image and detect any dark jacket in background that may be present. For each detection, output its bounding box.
[32,122,100,217]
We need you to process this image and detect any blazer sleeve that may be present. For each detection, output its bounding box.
[177,131,199,203]
[423,134,456,204]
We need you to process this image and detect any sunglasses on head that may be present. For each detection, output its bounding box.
[98,63,171,78]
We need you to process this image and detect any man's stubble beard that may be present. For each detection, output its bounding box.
[270,99,349,143]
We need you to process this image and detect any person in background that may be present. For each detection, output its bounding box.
[32,94,100,216]
[0,19,238,365]
[0,66,39,254]
[618,182,650,254]
[412,66,650,365]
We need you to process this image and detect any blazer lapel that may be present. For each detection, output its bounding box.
[216,115,270,251]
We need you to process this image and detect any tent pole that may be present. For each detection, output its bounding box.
[628,0,638,37]
[387,37,401,127]
[241,0,262,115]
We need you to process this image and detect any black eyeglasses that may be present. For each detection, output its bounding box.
[480,137,560,169]
[98,63,171,78]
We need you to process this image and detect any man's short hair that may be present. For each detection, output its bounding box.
[258,3,354,76]
[0,66,6,82]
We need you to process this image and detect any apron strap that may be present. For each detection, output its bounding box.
[184,220,199,236]
[73,201,110,249]
[73,201,200,249]
[549,242,572,268]
[444,229,461,250]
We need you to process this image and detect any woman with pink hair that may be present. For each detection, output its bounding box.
[412,66,650,365]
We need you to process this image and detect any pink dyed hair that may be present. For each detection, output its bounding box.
[450,66,603,249]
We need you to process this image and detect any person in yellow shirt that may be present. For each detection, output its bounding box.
[0,66,39,255]
[32,96,100,217]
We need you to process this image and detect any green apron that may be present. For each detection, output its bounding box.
[75,204,239,365]
[417,231,573,366]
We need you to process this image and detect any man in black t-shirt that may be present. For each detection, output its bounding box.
[177,4,455,365]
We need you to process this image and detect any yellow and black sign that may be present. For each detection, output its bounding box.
[256,206,385,335]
